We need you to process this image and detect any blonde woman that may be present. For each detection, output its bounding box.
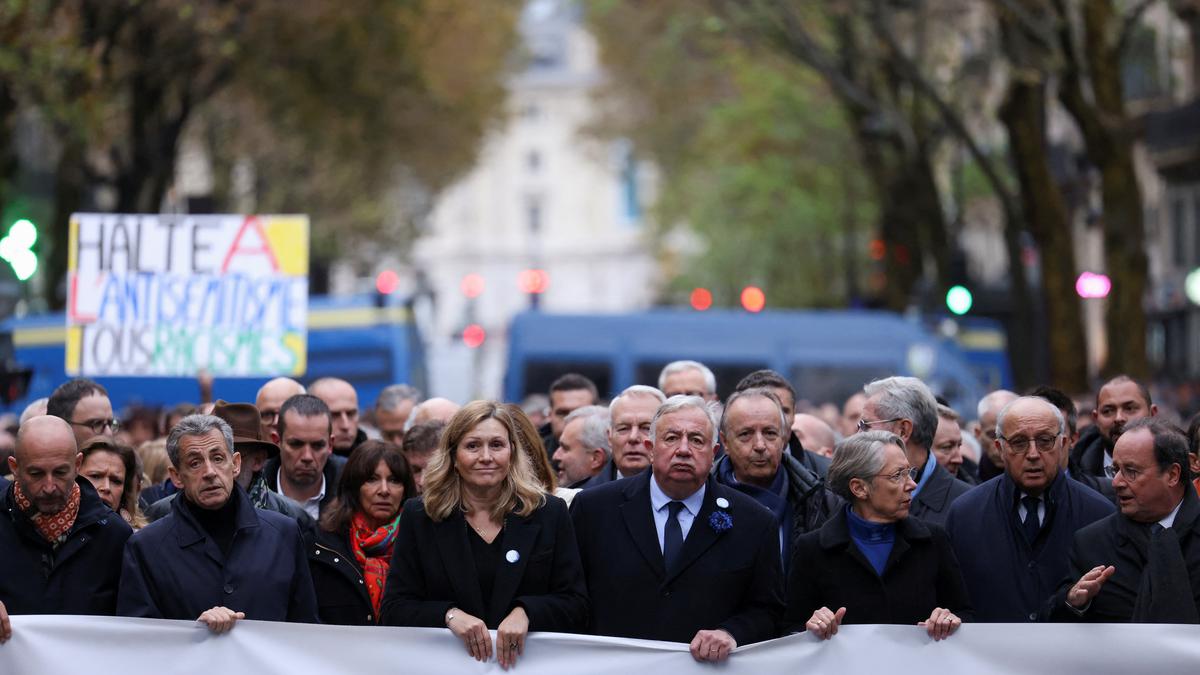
[380,401,588,668]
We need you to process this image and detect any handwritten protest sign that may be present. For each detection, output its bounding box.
[66,214,309,377]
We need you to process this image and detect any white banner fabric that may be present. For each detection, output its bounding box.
[2,616,1198,674]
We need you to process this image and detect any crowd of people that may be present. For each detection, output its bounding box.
[1,360,1198,666]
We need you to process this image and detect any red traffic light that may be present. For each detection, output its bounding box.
[740,286,765,313]
[463,323,486,348]
[518,269,549,294]
[375,270,400,295]
[461,273,485,298]
[690,287,713,311]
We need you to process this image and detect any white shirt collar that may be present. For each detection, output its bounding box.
[1158,497,1185,529]
[649,473,705,516]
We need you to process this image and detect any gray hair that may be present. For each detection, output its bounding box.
[936,404,960,423]
[977,389,1018,420]
[166,414,235,468]
[564,405,612,455]
[721,388,788,435]
[610,385,667,414]
[649,395,721,445]
[863,376,939,452]
[376,383,422,412]
[828,430,905,501]
[657,360,717,395]
[995,396,1067,439]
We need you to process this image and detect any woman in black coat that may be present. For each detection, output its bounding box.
[786,430,972,640]
[308,440,415,625]
[380,401,588,669]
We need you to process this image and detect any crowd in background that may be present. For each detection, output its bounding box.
[1,361,1198,665]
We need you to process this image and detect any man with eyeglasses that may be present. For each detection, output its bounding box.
[945,397,1113,622]
[47,378,119,449]
[859,377,970,526]
[254,377,305,442]
[1047,417,1200,622]
[264,394,346,520]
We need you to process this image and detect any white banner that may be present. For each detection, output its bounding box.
[2,617,1199,674]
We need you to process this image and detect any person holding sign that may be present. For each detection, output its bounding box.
[380,401,587,669]
[786,431,971,640]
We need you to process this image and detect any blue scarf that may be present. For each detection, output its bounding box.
[716,457,791,561]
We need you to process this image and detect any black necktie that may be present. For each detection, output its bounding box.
[1021,495,1041,543]
[663,501,684,571]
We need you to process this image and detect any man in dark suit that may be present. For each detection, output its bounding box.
[118,414,318,631]
[1048,417,1200,622]
[860,376,970,526]
[946,397,1113,621]
[571,395,784,663]
[264,394,346,520]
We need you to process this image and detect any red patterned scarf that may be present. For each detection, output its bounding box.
[350,510,402,617]
[13,480,81,546]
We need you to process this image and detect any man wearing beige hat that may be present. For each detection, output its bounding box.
[143,401,311,528]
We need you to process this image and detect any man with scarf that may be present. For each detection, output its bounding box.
[143,401,312,530]
[117,414,318,632]
[1047,417,1200,622]
[0,416,132,630]
[713,388,839,571]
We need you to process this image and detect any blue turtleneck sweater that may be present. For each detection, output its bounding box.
[846,506,895,576]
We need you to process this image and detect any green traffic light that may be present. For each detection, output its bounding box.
[946,285,973,316]
[0,218,38,281]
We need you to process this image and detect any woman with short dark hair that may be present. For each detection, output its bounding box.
[786,431,971,640]
[79,437,146,529]
[308,440,414,625]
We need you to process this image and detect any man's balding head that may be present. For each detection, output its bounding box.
[406,398,460,431]
[256,377,305,440]
[792,413,836,458]
[308,378,360,454]
[10,416,81,515]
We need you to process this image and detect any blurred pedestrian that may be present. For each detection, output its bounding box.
[540,374,600,459]
[381,401,588,668]
[310,377,367,457]
[659,360,718,401]
[48,378,118,449]
[578,385,665,488]
[309,440,414,625]
[552,405,610,488]
[255,377,305,441]
[785,431,971,640]
[401,420,444,495]
[374,384,422,446]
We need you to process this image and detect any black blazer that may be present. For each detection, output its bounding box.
[909,460,972,526]
[379,495,588,632]
[1045,487,1200,622]
[785,507,973,631]
[570,472,784,645]
[307,527,376,625]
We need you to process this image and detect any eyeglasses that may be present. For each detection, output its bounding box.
[69,418,121,435]
[858,417,902,433]
[872,466,920,484]
[999,434,1060,454]
[1104,464,1145,482]
[259,410,280,424]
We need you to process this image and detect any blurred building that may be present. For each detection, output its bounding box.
[403,0,660,401]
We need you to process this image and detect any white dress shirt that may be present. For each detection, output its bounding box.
[649,476,706,552]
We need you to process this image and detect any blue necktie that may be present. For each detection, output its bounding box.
[663,501,684,571]
[1022,495,1041,543]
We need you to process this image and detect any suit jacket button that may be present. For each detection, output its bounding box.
[1028,612,1037,621]
[368,614,373,621]
[334,557,340,563]
[662,590,671,598]
[359,579,364,584]
[223,584,234,594]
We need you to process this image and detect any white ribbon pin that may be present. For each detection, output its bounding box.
[506,550,520,563]
[715,497,730,509]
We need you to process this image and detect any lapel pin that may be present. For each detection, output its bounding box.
[715,497,730,509]
[506,550,520,563]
